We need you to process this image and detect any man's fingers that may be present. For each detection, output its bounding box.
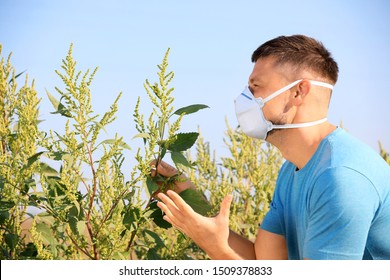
[156,201,171,216]
[162,215,186,234]
[165,190,195,213]
[157,201,183,231]
[156,161,178,177]
[150,160,177,177]
[157,192,184,222]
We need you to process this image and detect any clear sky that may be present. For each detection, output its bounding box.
[1,0,390,163]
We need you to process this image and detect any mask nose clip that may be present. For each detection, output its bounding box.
[255,98,265,107]
[266,121,273,132]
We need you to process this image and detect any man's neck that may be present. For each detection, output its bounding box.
[269,123,337,170]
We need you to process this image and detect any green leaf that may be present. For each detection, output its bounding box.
[171,151,191,168]
[92,120,108,134]
[35,222,56,244]
[47,151,68,161]
[123,189,135,201]
[68,202,84,236]
[123,207,140,231]
[69,216,79,236]
[132,132,150,145]
[22,178,35,195]
[39,162,59,177]
[147,201,172,229]
[4,233,18,251]
[168,132,199,152]
[47,90,59,110]
[22,151,45,171]
[0,175,5,191]
[179,189,211,216]
[28,192,47,206]
[36,212,55,226]
[172,104,209,116]
[98,139,131,150]
[160,147,167,160]
[77,221,86,235]
[146,176,159,196]
[143,228,165,247]
[157,118,165,138]
[20,242,38,258]
[10,70,27,83]
[46,176,66,197]
[0,210,10,225]
[68,201,83,220]
[46,90,72,118]
[132,133,150,140]
[54,132,68,143]
[0,200,15,211]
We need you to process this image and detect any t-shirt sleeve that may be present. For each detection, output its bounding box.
[304,167,379,260]
[260,186,285,236]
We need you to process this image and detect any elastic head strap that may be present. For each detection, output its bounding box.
[261,79,334,104]
[310,80,334,90]
[262,80,302,103]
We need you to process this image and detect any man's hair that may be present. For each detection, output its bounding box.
[252,35,339,84]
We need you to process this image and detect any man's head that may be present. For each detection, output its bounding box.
[251,35,338,84]
[235,35,338,143]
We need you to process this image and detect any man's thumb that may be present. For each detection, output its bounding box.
[219,194,233,218]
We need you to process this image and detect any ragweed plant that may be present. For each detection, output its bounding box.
[133,48,210,228]
[379,142,390,166]
[29,44,143,260]
[0,45,42,259]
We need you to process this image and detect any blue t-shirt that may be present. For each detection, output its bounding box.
[260,128,390,259]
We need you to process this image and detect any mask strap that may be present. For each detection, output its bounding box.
[261,80,334,104]
[262,80,302,103]
[271,117,328,130]
[310,80,334,90]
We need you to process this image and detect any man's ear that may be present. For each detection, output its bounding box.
[292,80,311,105]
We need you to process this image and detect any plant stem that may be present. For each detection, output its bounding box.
[66,228,94,259]
[95,175,141,236]
[84,139,99,260]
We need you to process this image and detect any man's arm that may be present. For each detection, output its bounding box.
[227,230,256,259]
[255,229,288,259]
[227,228,287,260]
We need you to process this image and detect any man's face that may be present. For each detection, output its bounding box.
[248,56,293,127]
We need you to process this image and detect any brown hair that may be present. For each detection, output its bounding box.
[252,35,339,83]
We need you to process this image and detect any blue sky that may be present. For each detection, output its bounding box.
[1,0,390,163]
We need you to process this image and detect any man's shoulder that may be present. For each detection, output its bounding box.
[319,128,388,171]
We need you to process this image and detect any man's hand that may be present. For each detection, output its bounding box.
[157,190,242,259]
[151,160,248,259]
[150,160,195,193]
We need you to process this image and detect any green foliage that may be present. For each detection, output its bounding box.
[379,142,390,165]
[0,45,41,259]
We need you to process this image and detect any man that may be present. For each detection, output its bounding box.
[156,35,390,260]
